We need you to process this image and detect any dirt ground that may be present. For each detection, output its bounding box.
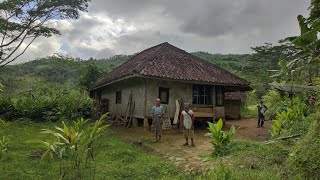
[111,118,271,173]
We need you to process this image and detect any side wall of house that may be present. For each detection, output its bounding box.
[144,78,226,119]
[224,100,241,119]
[100,77,146,118]
[98,77,228,119]
[145,79,193,118]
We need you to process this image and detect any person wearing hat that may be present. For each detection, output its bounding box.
[180,102,195,146]
[257,100,268,128]
[151,98,164,142]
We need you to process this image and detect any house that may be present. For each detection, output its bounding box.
[90,42,251,126]
[224,92,247,119]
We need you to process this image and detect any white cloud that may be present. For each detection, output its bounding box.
[10,0,310,64]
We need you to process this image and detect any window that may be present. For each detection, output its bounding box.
[115,90,122,104]
[192,85,212,105]
[216,86,224,106]
[159,87,169,104]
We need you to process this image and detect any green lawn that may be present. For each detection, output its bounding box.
[0,121,191,180]
[0,120,298,180]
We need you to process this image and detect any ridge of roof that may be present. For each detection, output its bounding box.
[164,43,250,85]
[133,42,168,73]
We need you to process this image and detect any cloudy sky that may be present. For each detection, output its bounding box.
[15,0,309,64]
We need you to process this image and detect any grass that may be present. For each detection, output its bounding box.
[0,120,190,180]
[0,119,307,179]
[200,140,292,179]
[241,104,258,119]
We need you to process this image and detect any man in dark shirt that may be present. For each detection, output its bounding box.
[257,100,268,128]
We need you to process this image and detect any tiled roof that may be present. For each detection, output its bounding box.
[225,92,247,100]
[92,42,251,89]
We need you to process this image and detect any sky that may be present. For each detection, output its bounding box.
[15,0,309,64]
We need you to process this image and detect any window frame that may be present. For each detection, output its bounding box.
[115,90,122,104]
[192,85,213,105]
[216,86,224,106]
[159,87,169,104]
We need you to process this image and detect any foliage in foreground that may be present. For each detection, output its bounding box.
[206,119,236,157]
[30,114,109,179]
[0,121,188,179]
[286,112,320,179]
[0,119,10,159]
[270,97,309,138]
[0,0,90,66]
[200,140,289,180]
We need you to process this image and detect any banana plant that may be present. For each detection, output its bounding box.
[29,113,110,179]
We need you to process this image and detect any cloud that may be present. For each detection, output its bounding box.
[10,0,310,64]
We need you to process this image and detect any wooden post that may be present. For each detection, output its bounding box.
[144,117,149,131]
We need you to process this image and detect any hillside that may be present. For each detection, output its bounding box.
[0,55,130,93]
[0,52,272,98]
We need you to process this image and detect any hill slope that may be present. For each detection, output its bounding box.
[0,52,271,97]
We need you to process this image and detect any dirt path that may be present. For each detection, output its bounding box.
[111,118,271,173]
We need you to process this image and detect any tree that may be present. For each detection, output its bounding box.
[280,0,320,84]
[79,63,102,90]
[0,0,91,67]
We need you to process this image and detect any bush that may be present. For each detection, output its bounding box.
[30,114,110,179]
[270,97,310,138]
[286,113,320,179]
[263,90,283,120]
[0,88,92,122]
[206,119,236,157]
[0,97,19,121]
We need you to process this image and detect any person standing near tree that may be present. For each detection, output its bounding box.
[257,100,268,128]
[180,103,195,147]
[151,98,164,142]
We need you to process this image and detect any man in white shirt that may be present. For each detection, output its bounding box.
[180,103,195,146]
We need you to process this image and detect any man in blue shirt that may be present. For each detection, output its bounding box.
[151,98,164,142]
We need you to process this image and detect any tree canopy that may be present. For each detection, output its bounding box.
[0,0,90,66]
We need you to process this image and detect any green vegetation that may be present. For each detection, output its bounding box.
[0,120,189,179]
[200,140,290,179]
[0,87,92,122]
[286,113,320,178]
[0,119,10,159]
[30,114,110,179]
[0,0,91,66]
[206,119,236,157]
[2,0,320,179]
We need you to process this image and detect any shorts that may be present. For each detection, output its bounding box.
[183,129,194,139]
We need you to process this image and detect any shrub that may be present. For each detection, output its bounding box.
[0,119,10,159]
[30,113,109,179]
[0,88,92,122]
[0,97,19,121]
[286,113,320,179]
[206,119,236,157]
[199,162,235,180]
[270,97,309,138]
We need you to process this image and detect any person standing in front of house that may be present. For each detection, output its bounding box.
[151,98,164,143]
[257,100,268,128]
[180,103,195,147]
